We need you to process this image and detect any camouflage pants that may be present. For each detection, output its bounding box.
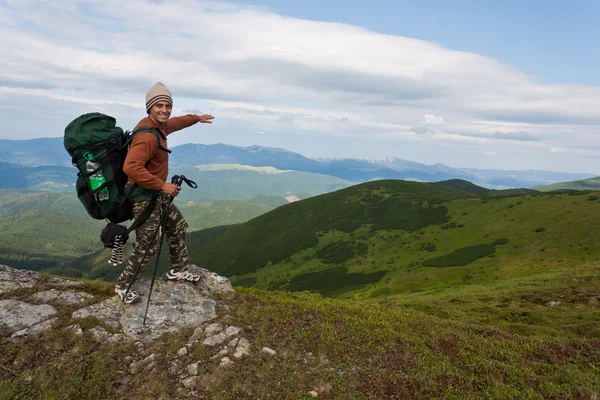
[116,195,189,290]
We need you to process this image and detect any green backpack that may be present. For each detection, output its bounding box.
[63,112,169,225]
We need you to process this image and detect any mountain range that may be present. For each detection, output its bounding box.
[0,137,595,190]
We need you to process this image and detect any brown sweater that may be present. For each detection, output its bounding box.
[123,115,200,191]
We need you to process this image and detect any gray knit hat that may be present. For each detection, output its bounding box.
[145,82,172,113]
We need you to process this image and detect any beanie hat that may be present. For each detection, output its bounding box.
[145,82,173,113]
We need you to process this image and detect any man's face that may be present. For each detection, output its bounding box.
[149,101,172,124]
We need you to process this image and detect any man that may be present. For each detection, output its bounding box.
[115,82,214,304]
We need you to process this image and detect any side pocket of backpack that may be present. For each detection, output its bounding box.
[76,174,104,220]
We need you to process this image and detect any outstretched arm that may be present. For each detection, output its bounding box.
[165,114,214,135]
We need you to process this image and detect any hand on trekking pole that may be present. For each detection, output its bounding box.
[161,182,181,197]
[196,114,214,124]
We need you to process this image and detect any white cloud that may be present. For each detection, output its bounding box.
[1,0,600,173]
[422,114,445,125]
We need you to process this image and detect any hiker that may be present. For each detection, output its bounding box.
[114,82,214,304]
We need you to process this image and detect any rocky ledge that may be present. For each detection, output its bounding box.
[0,264,235,343]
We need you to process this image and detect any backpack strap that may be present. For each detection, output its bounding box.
[126,193,159,234]
[130,126,172,154]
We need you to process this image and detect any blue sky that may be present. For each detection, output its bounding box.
[1,0,599,174]
[246,0,600,85]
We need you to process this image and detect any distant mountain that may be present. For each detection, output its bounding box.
[168,164,351,202]
[0,138,594,189]
[0,161,75,192]
[0,138,70,167]
[534,176,600,192]
[462,168,594,188]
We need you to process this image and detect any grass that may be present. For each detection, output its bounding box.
[2,265,598,399]
[224,187,600,300]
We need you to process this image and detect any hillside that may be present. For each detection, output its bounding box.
[0,162,74,192]
[0,210,105,271]
[0,191,272,273]
[187,180,472,277]
[185,180,600,300]
[0,190,88,218]
[534,176,600,192]
[1,264,598,399]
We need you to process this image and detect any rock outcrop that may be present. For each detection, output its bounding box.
[0,264,235,343]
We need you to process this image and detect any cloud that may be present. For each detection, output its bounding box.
[1,0,599,173]
[422,114,445,125]
[491,131,540,141]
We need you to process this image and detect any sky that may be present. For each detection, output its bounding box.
[1,0,600,174]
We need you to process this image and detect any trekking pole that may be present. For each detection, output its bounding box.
[142,175,197,326]
[122,199,161,303]
[122,175,197,302]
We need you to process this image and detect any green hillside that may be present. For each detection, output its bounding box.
[1,264,599,399]
[178,200,272,231]
[0,189,88,218]
[188,180,472,277]
[0,191,271,274]
[534,176,600,192]
[0,210,105,271]
[186,180,600,299]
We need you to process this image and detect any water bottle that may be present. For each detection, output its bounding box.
[85,153,109,201]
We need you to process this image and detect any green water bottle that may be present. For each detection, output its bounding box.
[84,153,109,201]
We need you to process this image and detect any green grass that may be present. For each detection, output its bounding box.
[2,266,598,399]
[0,189,271,274]
[194,182,600,300]
[535,176,600,192]
[189,180,470,277]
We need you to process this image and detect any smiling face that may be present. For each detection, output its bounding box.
[148,101,172,125]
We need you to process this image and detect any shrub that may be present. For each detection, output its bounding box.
[588,196,599,201]
[491,238,510,245]
[422,244,496,268]
[421,242,437,252]
[441,222,457,229]
[316,241,355,264]
[535,227,546,233]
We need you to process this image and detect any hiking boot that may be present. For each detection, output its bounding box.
[165,268,201,282]
[115,287,141,304]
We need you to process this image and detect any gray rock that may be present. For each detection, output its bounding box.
[219,357,232,367]
[186,362,199,376]
[204,323,223,336]
[186,265,235,295]
[227,337,239,348]
[181,376,199,388]
[177,347,188,356]
[0,300,57,334]
[11,318,57,339]
[72,279,217,343]
[32,289,94,306]
[107,333,127,344]
[261,347,277,356]
[187,326,205,344]
[130,354,158,374]
[233,338,251,359]
[68,324,83,335]
[89,326,110,341]
[0,265,44,295]
[202,326,240,347]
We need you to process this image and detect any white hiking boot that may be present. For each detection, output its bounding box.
[165,268,201,282]
[115,287,141,304]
